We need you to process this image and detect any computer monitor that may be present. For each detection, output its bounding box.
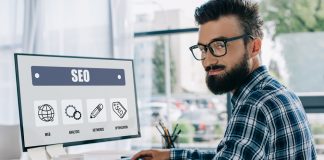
[14,53,141,152]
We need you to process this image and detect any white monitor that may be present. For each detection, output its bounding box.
[14,53,141,152]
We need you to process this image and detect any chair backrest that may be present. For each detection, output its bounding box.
[0,124,21,159]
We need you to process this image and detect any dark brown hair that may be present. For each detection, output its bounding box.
[195,0,264,40]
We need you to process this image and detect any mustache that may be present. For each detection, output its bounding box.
[205,64,225,72]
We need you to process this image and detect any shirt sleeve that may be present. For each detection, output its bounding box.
[170,148,217,160]
[170,104,268,160]
[214,104,269,159]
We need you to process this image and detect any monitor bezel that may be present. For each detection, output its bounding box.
[14,53,141,152]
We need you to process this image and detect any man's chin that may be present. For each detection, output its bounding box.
[208,88,229,95]
[206,72,225,80]
[206,76,231,95]
[208,89,228,95]
[206,52,250,95]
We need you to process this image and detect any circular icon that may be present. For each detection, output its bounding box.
[117,75,121,79]
[73,111,82,120]
[65,105,82,120]
[38,104,55,122]
[65,105,76,118]
[35,73,40,78]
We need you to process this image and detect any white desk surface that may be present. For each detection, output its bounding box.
[19,150,136,160]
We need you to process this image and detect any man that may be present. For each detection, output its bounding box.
[132,0,317,159]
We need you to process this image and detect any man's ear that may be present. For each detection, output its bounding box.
[249,38,262,58]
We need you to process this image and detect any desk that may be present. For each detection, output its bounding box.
[19,150,136,160]
[61,150,135,160]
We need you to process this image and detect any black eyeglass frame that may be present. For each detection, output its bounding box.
[189,34,254,60]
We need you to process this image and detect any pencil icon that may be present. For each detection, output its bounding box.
[90,103,103,118]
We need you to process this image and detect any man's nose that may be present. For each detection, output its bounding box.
[202,49,218,68]
[205,48,214,59]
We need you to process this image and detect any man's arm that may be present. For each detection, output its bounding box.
[131,149,170,160]
[132,104,268,160]
[213,103,269,159]
[131,148,216,160]
[170,103,268,160]
[170,148,216,160]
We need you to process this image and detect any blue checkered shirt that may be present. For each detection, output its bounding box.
[171,66,316,159]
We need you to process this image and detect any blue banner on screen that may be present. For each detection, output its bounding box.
[31,66,125,86]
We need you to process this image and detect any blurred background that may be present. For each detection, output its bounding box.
[1,0,324,157]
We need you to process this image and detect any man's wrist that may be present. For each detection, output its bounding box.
[161,149,171,160]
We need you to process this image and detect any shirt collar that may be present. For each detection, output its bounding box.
[231,65,269,107]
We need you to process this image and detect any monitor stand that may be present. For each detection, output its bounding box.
[27,144,67,160]
[27,147,49,160]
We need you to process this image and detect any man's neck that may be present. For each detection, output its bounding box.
[231,57,261,94]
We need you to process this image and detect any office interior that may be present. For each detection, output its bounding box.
[1,0,324,159]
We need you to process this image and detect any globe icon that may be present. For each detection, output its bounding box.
[38,104,55,122]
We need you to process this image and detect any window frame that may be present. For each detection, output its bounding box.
[134,28,324,120]
[299,94,324,113]
[134,28,233,122]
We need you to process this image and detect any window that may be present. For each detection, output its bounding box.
[132,0,324,154]
[132,0,228,149]
[260,0,324,154]
[133,0,202,33]
[1,0,135,152]
[132,34,228,148]
[0,0,24,124]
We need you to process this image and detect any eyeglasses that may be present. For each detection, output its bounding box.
[189,34,254,60]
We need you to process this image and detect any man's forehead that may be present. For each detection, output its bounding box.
[198,15,243,43]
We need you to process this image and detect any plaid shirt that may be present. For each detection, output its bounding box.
[171,66,317,160]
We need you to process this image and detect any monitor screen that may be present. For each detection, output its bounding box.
[14,53,141,151]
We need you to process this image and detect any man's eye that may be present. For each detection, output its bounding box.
[211,42,225,49]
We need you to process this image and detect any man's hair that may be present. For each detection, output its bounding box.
[195,0,264,40]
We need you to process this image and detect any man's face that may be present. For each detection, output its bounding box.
[198,16,251,95]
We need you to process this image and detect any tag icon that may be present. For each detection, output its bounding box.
[110,98,128,121]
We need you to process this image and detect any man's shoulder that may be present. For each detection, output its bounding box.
[245,76,289,101]
[244,86,301,111]
[235,72,301,111]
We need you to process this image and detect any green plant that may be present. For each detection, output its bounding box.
[173,120,195,143]
[152,36,176,95]
[260,0,324,36]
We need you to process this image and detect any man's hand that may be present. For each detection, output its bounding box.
[131,149,171,160]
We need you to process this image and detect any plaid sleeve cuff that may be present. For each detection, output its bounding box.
[170,148,187,160]
[170,148,217,160]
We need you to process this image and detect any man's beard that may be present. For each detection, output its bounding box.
[206,52,250,95]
